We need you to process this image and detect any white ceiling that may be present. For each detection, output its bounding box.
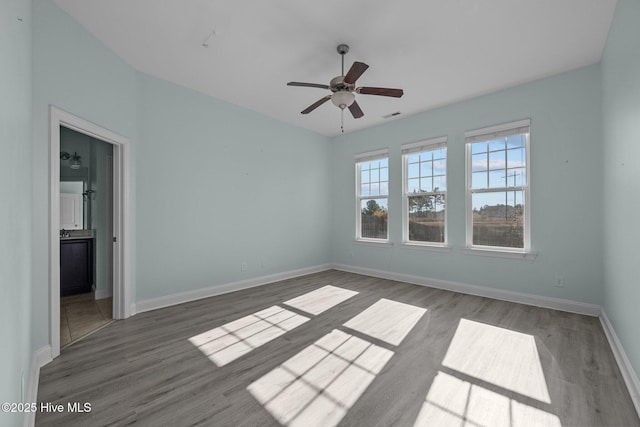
[53,0,617,137]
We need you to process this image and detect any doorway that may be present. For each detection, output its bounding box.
[59,126,114,349]
[49,106,131,359]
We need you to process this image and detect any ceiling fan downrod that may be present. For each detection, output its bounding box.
[337,44,349,76]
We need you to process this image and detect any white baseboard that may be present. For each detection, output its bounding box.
[599,308,640,417]
[94,288,112,300]
[332,263,601,317]
[23,345,52,427]
[134,264,332,314]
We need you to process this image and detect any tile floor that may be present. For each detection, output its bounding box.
[60,293,113,349]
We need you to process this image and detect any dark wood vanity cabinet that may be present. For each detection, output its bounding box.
[60,238,93,296]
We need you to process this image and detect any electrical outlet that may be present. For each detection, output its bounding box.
[555,275,565,287]
[241,262,248,272]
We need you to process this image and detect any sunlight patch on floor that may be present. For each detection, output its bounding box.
[442,319,551,403]
[414,371,561,427]
[248,329,394,427]
[189,305,309,367]
[283,285,359,315]
[343,298,427,346]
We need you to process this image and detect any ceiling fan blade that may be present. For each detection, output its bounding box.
[343,62,369,84]
[348,100,364,119]
[358,87,404,97]
[287,82,330,90]
[301,95,331,114]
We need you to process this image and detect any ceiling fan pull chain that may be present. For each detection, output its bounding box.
[341,110,345,133]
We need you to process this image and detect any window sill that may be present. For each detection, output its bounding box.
[354,239,393,247]
[462,247,537,261]
[400,243,452,253]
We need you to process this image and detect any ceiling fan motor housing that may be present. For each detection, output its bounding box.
[329,76,355,93]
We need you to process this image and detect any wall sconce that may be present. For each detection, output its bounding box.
[60,151,81,169]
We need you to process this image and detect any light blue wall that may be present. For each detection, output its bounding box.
[18,1,639,413]
[30,0,332,350]
[0,0,32,425]
[135,74,332,301]
[331,65,604,304]
[32,0,138,349]
[601,0,640,383]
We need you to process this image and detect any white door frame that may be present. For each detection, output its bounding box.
[49,106,131,359]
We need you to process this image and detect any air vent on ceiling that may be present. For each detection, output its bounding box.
[382,112,401,119]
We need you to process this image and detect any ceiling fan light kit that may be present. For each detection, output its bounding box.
[287,44,404,132]
[331,91,355,109]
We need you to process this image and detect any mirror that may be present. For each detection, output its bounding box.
[60,167,91,229]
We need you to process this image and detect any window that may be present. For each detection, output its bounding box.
[402,137,447,245]
[465,119,530,251]
[356,150,389,241]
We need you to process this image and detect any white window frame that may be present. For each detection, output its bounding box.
[464,119,533,256]
[401,136,448,248]
[355,149,390,243]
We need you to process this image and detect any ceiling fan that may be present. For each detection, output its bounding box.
[287,44,404,126]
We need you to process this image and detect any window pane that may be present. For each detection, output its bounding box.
[420,151,433,162]
[471,142,488,154]
[488,170,506,188]
[370,182,380,196]
[472,153,488,172]
[433,175,446,191]
[433,159,446,176]
[370,168,379,183]
[408,178,420,193]
[408,194,445,243]
[408,163,419,179]
[432,148,446,160]
[420,177,433,192]
[505,168,526,187]
[408,154,420,164]
[488,138,506,152]
[359,157,388,197]
[420,161,432,177]
[380,167,389,182]
[472,171,488,189]
[507,148,526,169]
[507,134,525,149]
[488,150,506,171]
[361,198,388,239]
[361,170,369,184]
[472,191,524,248]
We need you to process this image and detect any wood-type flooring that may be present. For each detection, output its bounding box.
[37,270,640,426]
